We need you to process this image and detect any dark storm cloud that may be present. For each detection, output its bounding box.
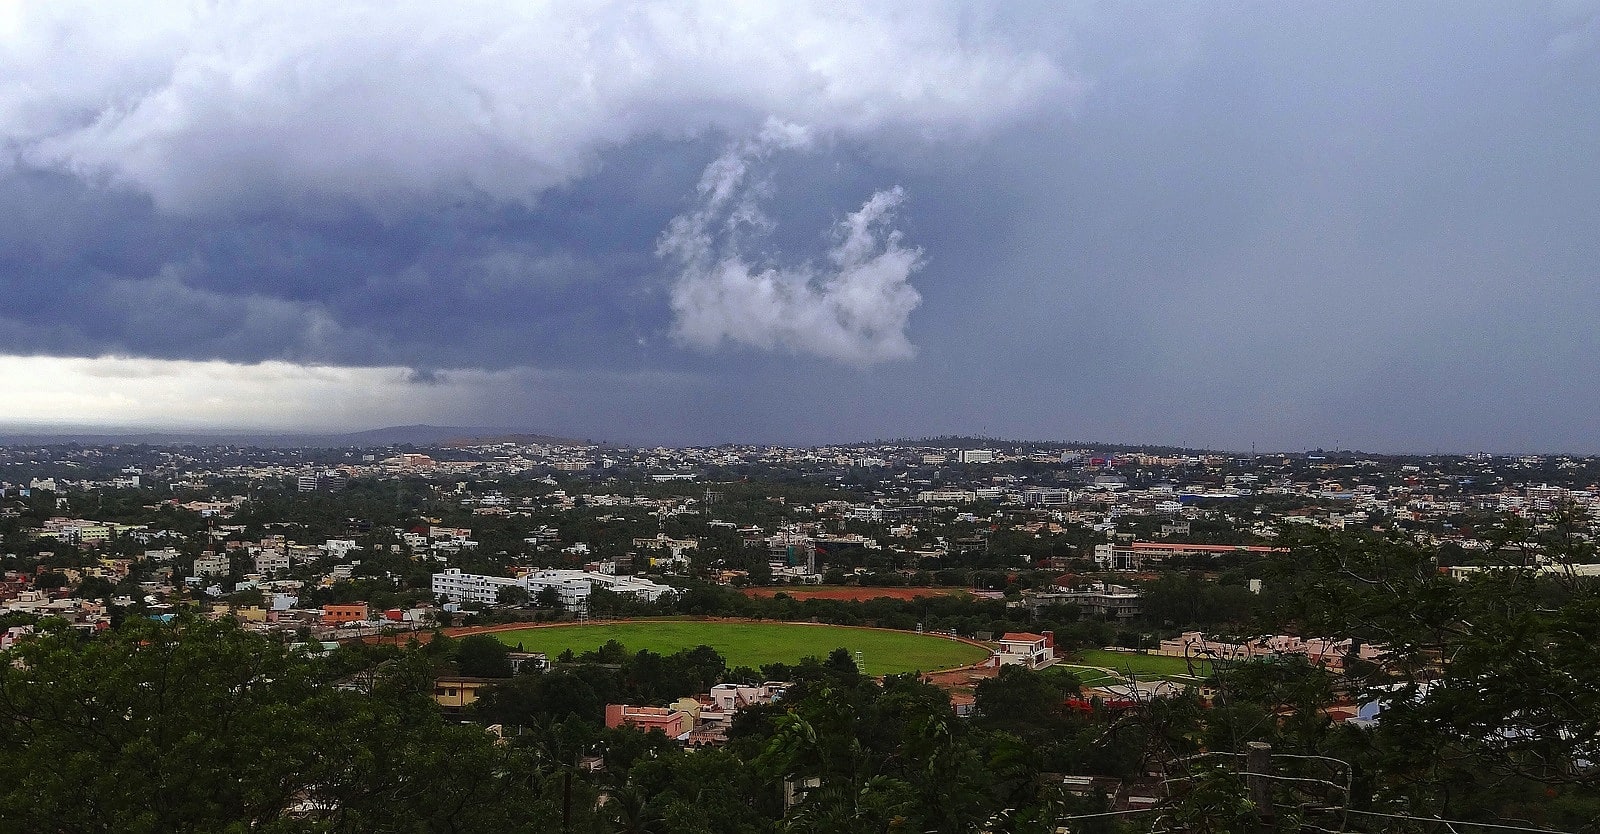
[0,2,1061,371]
[0,143,706,368]
[3,2,1600,450]
[837,2,1600,453]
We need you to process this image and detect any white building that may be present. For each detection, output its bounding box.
[917,490,977,504]
[323,539,360,559]
[193,552,230,578]
[254,550,290,576]
[430,568,675,609]
[430,568,509,605]
[708,681,790,712]
[1023,487,1073,507]
[958,449,996,464]
[994,632,1055,669]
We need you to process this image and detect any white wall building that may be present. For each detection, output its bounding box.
[917,490,977,504]
[193,552,230,578]
[253,550,290,576]
[430,568,675,608]
[323,539,359,559]
[994,632,1055,669]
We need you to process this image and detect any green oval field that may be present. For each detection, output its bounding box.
[485,621,990,676]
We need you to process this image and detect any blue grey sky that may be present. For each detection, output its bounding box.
[2,2,1598,451]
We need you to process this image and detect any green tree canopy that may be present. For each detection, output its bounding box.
[0,615,548,832]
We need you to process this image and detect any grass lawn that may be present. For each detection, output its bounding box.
[1053,664,1126,687]
[488,621,990,676]
[1073,649,1211,679]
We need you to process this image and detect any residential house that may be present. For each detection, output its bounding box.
[604,704,690,739]
[995,632,1055,669]
[321,602,369,626]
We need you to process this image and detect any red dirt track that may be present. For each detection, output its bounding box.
[740,586,971,602]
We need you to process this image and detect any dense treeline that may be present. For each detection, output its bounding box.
[0,616,544,832]
[0,616,1140,833]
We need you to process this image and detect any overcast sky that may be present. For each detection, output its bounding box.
[3,2,1598,451]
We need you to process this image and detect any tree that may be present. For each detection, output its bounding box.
[1266,529,1600,826]
[0,615,550,832]
[973,665,1077,737]
[497,585,532,607]
[536,584,563,610]
[74,575,117,601]
[456,633,513,678]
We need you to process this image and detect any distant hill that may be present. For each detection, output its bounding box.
[0,424,591,449]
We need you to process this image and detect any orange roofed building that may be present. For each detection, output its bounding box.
[605,704,691,739]
[995,632,1055,669]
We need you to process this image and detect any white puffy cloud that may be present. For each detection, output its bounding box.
[0,0,1065,212]
[660,124,922,364]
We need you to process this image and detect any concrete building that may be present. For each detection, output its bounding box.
[1159,631,1386,672]
[1094,541,1287,571]
[323,539,359,559]
[254,550,290,576]
[917,489,977,504]
[1023,581,1142,620]
[604,704,690,739]
[321,603,369,626]
[995,632,1055,669]
[708,681,790,712]
[430,567,674,608]
[433,676,494,709]
[40,518,112,544]
[193,552,230,578]
[429,568,523,606]
[1022,487,1073,507]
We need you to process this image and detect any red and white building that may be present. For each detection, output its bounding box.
[995,632,1056,669]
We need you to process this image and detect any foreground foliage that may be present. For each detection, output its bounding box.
[6,526,1600,832]
[0,616,547,833]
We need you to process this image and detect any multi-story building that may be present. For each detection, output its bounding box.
[323,539,359,559]
[917,489,977,504]
[429,568,674,608]
[253,550,290,576]
[994,632,1055,669]
[321,603,369,626]
[605,704,690,738]
[40,518,112,544]
[429,568,512,605]
[1022,582,1142,620]
[1022,487,1072,507]
[193,552,230,578]
[1094,541,1287,570]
